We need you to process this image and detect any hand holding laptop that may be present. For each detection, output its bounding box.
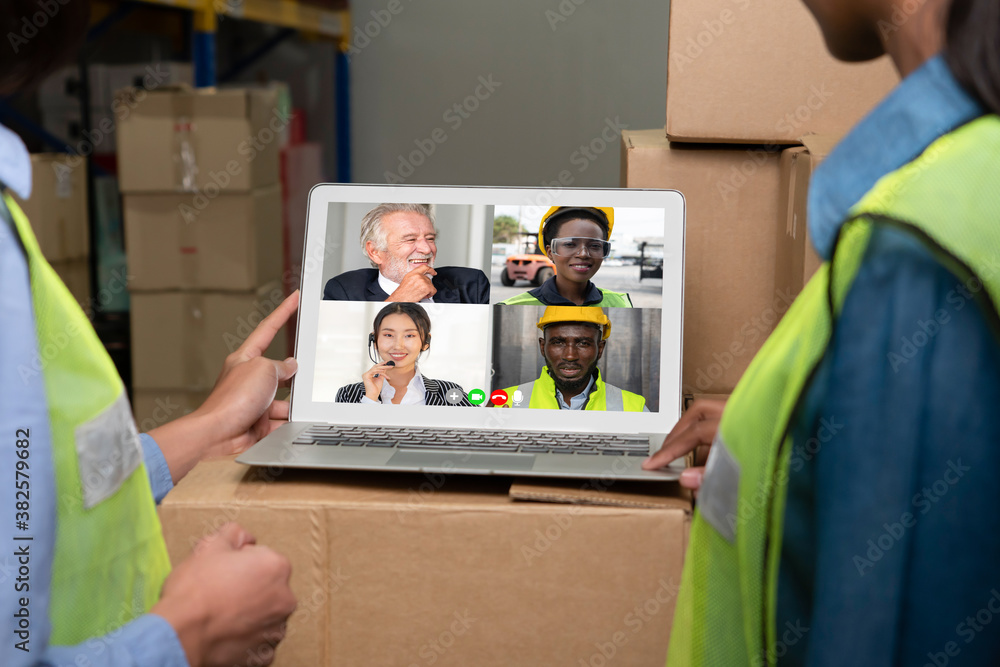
[642,398,726,496]
[148,290,300,482]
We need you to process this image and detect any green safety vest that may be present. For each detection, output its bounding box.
[499,288,633,308]
[6,194,172,646]
[501,367,647,411]
[668,115,1000,665]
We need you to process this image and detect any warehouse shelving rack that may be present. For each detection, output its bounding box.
[0,0,351,181]
[0,0,352,388]
[100,0,353,182]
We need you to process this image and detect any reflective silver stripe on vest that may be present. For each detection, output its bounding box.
[604,384,623,411]
[509,382,534,408]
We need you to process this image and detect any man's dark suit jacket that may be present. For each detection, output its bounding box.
[323,266,490,304]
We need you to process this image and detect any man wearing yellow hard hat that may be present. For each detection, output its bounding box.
[497,306,647,411]
[499,207,632,307]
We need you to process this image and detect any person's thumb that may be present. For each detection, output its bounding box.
[275,357,298,383]
[679,467,705,490]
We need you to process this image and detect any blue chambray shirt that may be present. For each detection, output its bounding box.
[776,56,1000,665]
[0,125,188,666]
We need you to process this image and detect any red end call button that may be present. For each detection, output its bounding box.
[489,390,509,406]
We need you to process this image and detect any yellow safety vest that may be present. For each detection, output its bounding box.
[6,194,171,646]
[668,116,1000,665]
[501,367,647,411]
[499,288,633,307]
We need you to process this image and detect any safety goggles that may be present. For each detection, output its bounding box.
[549,237,612,259]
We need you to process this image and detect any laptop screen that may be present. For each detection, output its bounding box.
[291,186,684,435]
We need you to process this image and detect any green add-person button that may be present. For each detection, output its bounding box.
[468,389,487,406]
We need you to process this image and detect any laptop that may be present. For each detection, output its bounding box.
[237,185,686,481]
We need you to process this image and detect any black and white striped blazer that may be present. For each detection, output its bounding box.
[335,376,473,406]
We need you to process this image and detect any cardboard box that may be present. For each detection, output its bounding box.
[776,135,835,294]
[51,258,91,310]
[124,185,282,291]
[132,388,210,432]
[12,154,89,261]
[683,393,730,411]
[622,129,796,395]
[130,282,287,390]
[116,85,285,194]
[159,459,690,666]
[665,0,899,144]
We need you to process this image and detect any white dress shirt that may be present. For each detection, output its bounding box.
[360,369,427,405]
[378,272,435,303]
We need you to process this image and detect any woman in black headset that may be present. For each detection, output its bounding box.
[335,303,473,405]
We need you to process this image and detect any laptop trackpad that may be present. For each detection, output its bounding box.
[387,450,536,471]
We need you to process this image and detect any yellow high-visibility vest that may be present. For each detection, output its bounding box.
[668,116,1000,665]
[5,193,171,646]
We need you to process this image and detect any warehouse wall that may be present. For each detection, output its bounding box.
[348,0,669,187]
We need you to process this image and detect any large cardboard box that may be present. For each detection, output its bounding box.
[622,129,796,395]
[159,459,690,666]
[666,0,899,144]
[124,185,282,291]
[776,135,836,294]
[116,85,285,194]
[130,282,287,390]
[13,154,89,261]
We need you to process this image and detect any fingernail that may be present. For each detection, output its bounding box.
[680,469,703,486]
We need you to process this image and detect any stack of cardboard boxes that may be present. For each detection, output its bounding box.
[13,155,90,308]
[116,85,288,429]
[623,0,899,397]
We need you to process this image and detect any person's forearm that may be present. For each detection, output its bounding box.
[147,411,225,485]
[2,614,190,667]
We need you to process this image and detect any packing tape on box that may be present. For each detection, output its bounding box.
[178,207,200,290]
[183,293,209,389]
[172,94,197,192]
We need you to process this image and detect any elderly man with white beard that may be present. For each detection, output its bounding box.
[323,203,490,303]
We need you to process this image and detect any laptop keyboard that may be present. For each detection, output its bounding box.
[293,425,651,456]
